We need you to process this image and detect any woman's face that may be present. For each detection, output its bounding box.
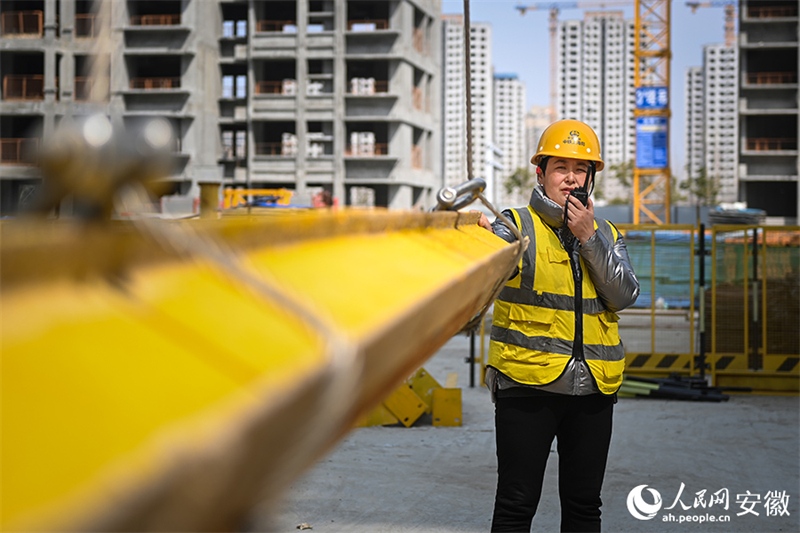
[540,157,590,207]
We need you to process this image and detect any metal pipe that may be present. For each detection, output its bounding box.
[697,223,706,380]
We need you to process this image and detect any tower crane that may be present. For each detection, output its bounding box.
[515,2,631,122]
[686,1,738,47]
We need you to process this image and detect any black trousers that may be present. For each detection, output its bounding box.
[490,392,615,533]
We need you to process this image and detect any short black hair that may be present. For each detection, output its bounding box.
[537,156,550,174]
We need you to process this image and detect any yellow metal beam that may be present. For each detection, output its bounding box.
[0,209,520,531]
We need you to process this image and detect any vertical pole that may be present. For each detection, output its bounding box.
[650,229,656,356]
[465,0,476,390]
[697,223,706,380]
[462,0,473,182]
[710,227,718,384]
[751,227,761,370]
[469,331,476,388]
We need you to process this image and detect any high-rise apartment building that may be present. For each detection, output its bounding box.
[493,73,526,208]
[684,45,739,205]
[556,11,636,204]
[441,15,492,190]
[706,45,738,204]
[737,0,798,222]
[441,14,466,189]
[0,0,442,215]
[685,66,705,189]
[525,105,551,164]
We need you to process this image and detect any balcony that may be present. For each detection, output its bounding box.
[746,4,798,19]
[255,80,296,96]
[344,144,389,156]
[130,14,181,26]
[746,72,798,85]
[255,143,293,157]
[0,11,43,37]
[412,87,424,110]
[75,77,108,102]
[348,78,388,95]
[253,129,298,158]
[75,13,101,38]
[1,138,38,165]
[255,20,296,33]
[413,28,427,55]
[129,77,181,90]
[411,145,423,169]
[347,19,389,31]
[3,75,44,101]
[745,138,798,152]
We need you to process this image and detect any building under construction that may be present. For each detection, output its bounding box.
[1,0,443,214]
[737,0,798,222]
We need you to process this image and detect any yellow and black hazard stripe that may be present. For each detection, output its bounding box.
[625,353,692,371]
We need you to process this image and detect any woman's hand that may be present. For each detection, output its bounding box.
[565,196,596,245]
[471,210,493,232]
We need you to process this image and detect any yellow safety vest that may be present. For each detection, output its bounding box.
[488,206,625,395]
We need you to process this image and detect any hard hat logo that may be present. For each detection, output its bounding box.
[563,131,585,147]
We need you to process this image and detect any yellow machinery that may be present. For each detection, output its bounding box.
[1,207,518,531]
[222,187,294,209]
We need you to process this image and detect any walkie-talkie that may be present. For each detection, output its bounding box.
[569,186,589,207]
[564,185,589,225]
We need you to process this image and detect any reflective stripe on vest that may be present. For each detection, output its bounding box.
[488,206,625,394]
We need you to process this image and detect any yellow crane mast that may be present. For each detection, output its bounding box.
[633,0,671,224]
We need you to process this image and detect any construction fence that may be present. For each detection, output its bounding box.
[616,224,799,393]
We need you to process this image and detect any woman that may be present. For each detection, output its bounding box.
[479,119,640,532]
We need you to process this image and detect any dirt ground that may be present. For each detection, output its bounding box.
[253,335,799,533]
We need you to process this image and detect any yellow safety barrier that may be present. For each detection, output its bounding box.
[356,367,462,427]
[614,224,701,378]
[614,224,799,393]
[708,225,800,393]
[0,209,518,531]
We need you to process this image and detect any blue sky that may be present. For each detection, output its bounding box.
[441,0,731,175]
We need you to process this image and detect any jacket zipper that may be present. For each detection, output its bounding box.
[567,243,584,362]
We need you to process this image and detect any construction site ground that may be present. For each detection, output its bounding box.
[256,334,799,533]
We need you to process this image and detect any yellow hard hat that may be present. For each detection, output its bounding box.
[531,119,604,171]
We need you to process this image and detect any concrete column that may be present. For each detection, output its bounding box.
[43,0,57,40]
[186,0,223,184]
[294,0,308,201]
[61,53,74,102]
[388,184,412,209]
[333,0,347,205]
[107,0,127,124]
[245,0,255,189]
[43,0,57,106]
[60,0,75,42]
